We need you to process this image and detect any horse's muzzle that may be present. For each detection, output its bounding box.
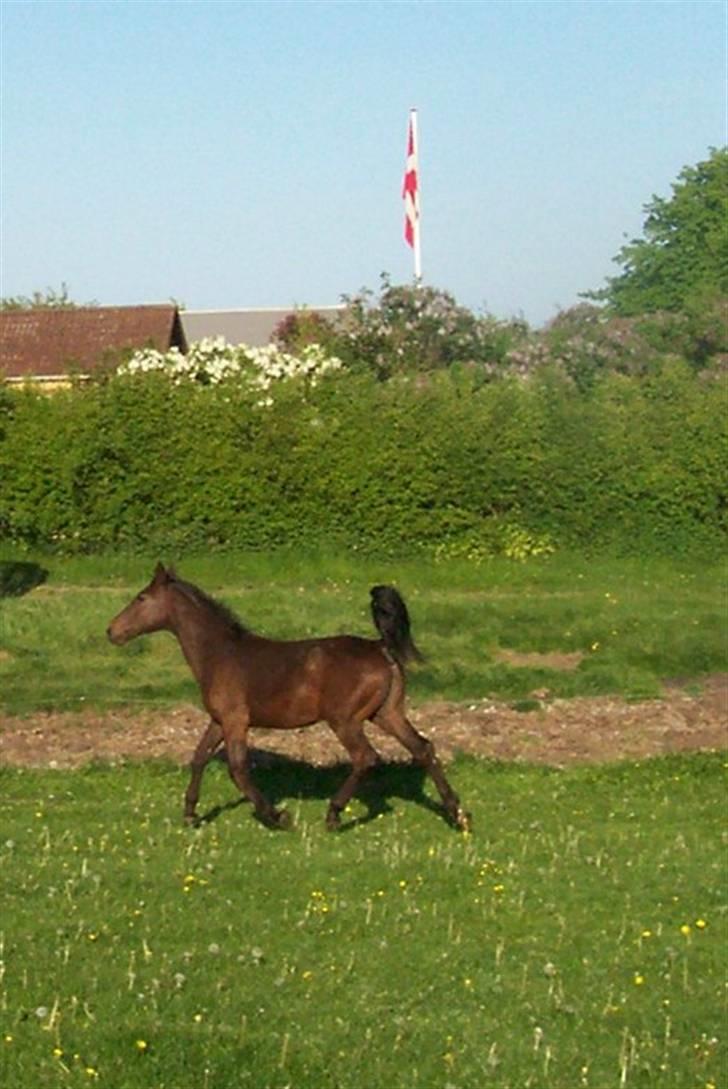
[106,624,128,646]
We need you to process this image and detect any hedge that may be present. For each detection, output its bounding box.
[0,362,725,557]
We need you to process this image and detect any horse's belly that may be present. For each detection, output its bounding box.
[247,689,321,729]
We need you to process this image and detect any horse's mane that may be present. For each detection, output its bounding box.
[172,576,250,637]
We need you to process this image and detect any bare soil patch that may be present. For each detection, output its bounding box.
[1,677,725,770]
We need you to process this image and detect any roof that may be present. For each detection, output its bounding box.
[0,305,187,379]
[180,306,345,347]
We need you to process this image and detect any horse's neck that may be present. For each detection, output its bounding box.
[170,593,229,686]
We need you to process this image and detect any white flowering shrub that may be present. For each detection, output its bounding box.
[118,337,342,400]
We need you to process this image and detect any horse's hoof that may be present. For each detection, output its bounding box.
[273,808,292,830]
[183,813,197,827]
[454,806,472,833]
[325,808,341,832]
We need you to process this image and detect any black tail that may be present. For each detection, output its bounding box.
[370,585,423,669]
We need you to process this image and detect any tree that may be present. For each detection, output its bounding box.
[0,284,95,310]
[589,147,728,315]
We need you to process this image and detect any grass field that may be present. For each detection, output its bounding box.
[0,754,725,1089]
[1,550,726,715]
[1,549,725,1088]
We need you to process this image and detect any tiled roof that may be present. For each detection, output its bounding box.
[181,307,345,347]
[0,305,187,378]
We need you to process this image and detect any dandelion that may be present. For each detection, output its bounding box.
[641,929,652,938]
[696,918,707,929]
[135,1039,148,1052]
[4,1034,13,1043]
[680,924,691,936]
[53,1047,64,1058]
[193,1013,203,1023]
[634,973,645,986]
[85,1067,99,1079]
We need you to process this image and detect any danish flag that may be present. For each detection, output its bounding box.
[402,110,420,271]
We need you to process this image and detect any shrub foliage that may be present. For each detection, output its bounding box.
[1,355,724,557]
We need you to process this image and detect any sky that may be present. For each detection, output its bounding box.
[1,0,726,328]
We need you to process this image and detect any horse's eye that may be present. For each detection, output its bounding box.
[137,592,147,602]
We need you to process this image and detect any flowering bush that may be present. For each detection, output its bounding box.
[330,275,530,380]
[118,337,342,399]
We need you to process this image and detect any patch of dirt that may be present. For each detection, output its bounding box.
[0,676,725,770]
[494,648,584,671]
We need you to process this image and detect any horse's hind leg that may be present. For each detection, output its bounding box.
[325,720,380,830]
[373,709,471,831]
[184,719,224,824]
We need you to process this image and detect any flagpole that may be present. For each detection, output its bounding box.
[410,108,422,283]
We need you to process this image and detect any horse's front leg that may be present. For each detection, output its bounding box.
[225,719,291,829]
[184,718,224,824]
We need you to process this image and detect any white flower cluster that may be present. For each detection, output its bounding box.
[118,337,342,396]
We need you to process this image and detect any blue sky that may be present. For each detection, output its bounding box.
[1,0,725,326]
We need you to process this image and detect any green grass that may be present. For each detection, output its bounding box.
[1,550,725,715]
[0,754,725,1089]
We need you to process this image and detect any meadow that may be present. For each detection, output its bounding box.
[0,550,726,1088]
[0,755,725,1089]
[1,550,726,714]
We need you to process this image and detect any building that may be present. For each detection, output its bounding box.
[180,306,345,348]
[0,304,187,387]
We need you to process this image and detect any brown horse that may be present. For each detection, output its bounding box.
[107,564,469,832]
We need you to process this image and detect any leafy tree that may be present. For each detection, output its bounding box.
[0,284,95,310]
[589,147,728,315]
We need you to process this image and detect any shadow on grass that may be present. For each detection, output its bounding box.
[0,561,48,598]
[194,750,450,831]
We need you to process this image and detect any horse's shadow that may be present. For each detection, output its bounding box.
[195,750,447,832]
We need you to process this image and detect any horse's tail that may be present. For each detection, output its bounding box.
[370,585,424,670]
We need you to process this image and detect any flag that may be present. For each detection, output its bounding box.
[402,110,420,259]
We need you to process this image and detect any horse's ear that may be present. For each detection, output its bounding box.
[167,564,178,581]
[152,562,168,583]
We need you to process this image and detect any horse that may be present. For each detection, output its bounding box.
[106,564,470,832]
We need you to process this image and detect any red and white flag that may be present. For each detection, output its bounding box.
[402,110,421,278]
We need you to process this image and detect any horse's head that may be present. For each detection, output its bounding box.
[107,562,176,645]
